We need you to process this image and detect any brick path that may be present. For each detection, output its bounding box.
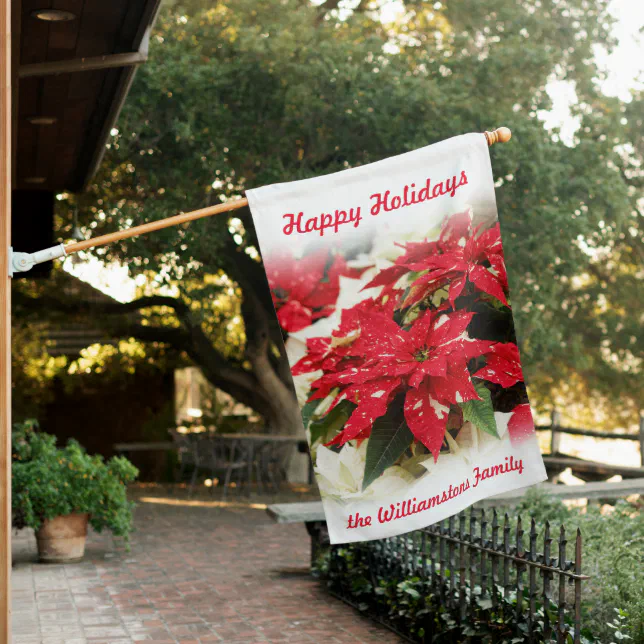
[12,492,401,643]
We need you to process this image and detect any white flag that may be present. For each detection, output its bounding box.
[247,133,547,544]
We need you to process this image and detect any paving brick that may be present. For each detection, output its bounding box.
[12,487,401,643]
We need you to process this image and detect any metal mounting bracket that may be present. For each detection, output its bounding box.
[8,243,67,278]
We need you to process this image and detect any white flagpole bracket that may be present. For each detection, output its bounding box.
[8,243,67,277]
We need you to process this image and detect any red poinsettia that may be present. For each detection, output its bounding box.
[472,342,525,388]
[266,248,367,332]
[296,306,493,460]
[291,294,398,377]
[362,208,509,309]
[290,207,533,477]
[507,403,535,446]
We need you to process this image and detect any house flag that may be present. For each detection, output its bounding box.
[246,133,547,544]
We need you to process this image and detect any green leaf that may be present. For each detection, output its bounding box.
[362,416,413,491]
[459,382,499,438]
[300,396,322,431]
[309,400,356,445]
[477,597,493,610]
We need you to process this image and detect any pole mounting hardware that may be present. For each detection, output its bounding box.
[8,243,67,277]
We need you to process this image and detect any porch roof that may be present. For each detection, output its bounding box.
[13,0,162,193]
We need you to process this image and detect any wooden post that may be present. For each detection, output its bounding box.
[550,409,561,456]
[0,0,11,641]
[639,413,644,467]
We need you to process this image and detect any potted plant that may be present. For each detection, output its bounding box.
[12,421,138,563]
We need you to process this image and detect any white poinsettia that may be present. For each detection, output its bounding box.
[314,440,415,502]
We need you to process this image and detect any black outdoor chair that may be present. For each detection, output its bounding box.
[203,436,250,499]
[257,442,292,492]
[170,429,199,485]
[170,431,249,498]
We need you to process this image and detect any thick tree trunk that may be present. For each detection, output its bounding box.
[184,334,302,435]
[237,264,303,435]
[249,350,303,435]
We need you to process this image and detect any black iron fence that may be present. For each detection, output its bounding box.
[324,507,587,643]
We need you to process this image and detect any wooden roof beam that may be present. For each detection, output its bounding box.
[18,51,147,78]
[19,19,152,79]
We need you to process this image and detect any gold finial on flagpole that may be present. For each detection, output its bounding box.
[484,127,512,146]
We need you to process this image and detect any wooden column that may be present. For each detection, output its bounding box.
[0,0,12,641]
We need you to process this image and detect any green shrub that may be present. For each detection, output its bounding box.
[12,420,139,543]
[513,489,643,643]
[572,501,642,643]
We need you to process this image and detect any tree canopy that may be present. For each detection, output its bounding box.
[18,0,643,431]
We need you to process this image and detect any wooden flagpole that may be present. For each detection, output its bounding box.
[0,0,12,640]
[65,128,511,256]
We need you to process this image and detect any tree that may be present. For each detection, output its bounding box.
[17,0,643,430]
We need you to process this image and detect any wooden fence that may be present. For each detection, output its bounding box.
[537,410,644,472]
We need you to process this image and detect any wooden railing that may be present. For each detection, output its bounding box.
[536,411,644,472]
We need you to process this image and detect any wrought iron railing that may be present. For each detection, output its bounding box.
[326,508,587,643]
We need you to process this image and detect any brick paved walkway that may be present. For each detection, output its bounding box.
[12,492,401,644]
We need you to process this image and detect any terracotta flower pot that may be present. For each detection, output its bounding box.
[35,513,89,563]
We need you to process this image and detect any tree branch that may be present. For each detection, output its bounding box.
[12,289,189,319]
[114,324,191,347]
[211,219,292,384]
[14,288,277,420]
[117,322,276,419]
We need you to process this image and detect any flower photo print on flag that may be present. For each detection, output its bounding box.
[246,133,547,544]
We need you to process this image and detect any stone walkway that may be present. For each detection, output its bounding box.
[12,490,401,643]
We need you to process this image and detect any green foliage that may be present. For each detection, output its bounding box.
[460,381,499,438]
[316,490,643,642]
[309,400,356,445]
[12,421,139,543]
[300,397,322,432]
[512,487,575,524]
[573,503,643,643]
[362,410,414,491]
[10,318,66,423]
[319,541,569,642]
[511,489,643,641]
[53,0,643,426]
